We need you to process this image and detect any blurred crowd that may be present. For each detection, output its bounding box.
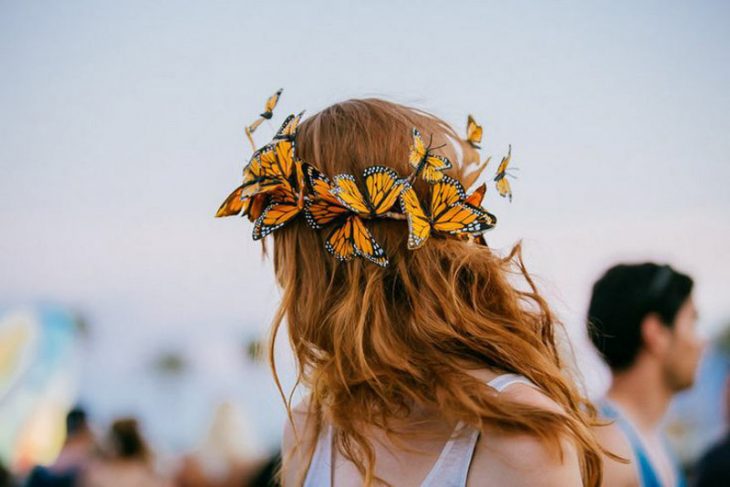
[2,262,729,487]
[1,407,278,487]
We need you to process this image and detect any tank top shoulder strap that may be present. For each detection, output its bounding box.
[421,373,536,486]
[420,421,480,487]
[302,424,333,487]
[599,399,664,487]
[486,372,537,393]
[303,373,536,487]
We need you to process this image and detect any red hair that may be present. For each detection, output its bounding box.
[268,99,605,486]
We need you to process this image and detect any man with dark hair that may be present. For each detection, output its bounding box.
[26,406,96,487]
[588,263,703,487]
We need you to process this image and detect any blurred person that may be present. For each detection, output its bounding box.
[81,417,170,487]
[25,406,96,487]
[1,460,17,487]
[693,374,730,486]
[244,452,280,487]
[174,402,267,487]
[588,263,703,487]
[221,99,610,486]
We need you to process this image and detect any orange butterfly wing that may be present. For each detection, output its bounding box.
[464,183,487,207]
[430,177,495,236]
[324,215,387,267]
[363,166,404,215]
[304,165,349,228]
[252,202,300,240]
[216,186,245,217]
[432,203,492,235]
[430,176,465,215]
[351,215,388,267]
[399,183,431,250]
[325,216,356,262]
[251,178,303,240]
[332,174,370,215]
[244,194,267,222]
[261,88,282,119]
[466,114,483,148]
[274,111,304,141]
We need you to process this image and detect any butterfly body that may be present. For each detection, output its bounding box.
[493,145,514,202]
[331,167,404,218]
[408,128,452,182]
[260,88,283,120]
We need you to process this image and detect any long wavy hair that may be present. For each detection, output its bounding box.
[268,98,604,486]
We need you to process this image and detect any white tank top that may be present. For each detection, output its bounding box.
[303,373,536,487]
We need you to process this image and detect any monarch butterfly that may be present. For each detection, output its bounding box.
[461,183,495,246]
[494,145,515,202]
[324,214,389,267]
[251,161,306,240]
[408,128,452,183]
[260,88,283,120]
[246,89,284,141]
[241,139,296,198]
[229,135,304,231]
[306,166,403,266]
[400,176,496,250]
[466,115,483,149]
[214,185,269,222]
[331,166,405,217]
[274,111,305,142]
[304,165,350,229]
[245,109,303,187]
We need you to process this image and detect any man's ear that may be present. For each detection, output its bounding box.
[640,313,671,358]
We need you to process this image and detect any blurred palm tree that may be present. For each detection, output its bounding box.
[151,351,187,376]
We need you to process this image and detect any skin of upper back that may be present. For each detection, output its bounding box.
[281,383,584,487]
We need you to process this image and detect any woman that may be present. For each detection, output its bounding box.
[220,98,607,486]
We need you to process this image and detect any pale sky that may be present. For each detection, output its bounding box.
[1,0,729,450]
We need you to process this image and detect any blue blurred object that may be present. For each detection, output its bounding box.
[0,306,81,471]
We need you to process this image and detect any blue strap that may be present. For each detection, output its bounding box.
[599,401,664,487]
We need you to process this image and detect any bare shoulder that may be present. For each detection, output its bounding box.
[467,384,582,487]
[281,396,319,487]
[592,419,639,487]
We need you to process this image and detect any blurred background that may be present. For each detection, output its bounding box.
[1,0,728,485]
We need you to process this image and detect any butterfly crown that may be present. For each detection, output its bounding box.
[216,91,515,267]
